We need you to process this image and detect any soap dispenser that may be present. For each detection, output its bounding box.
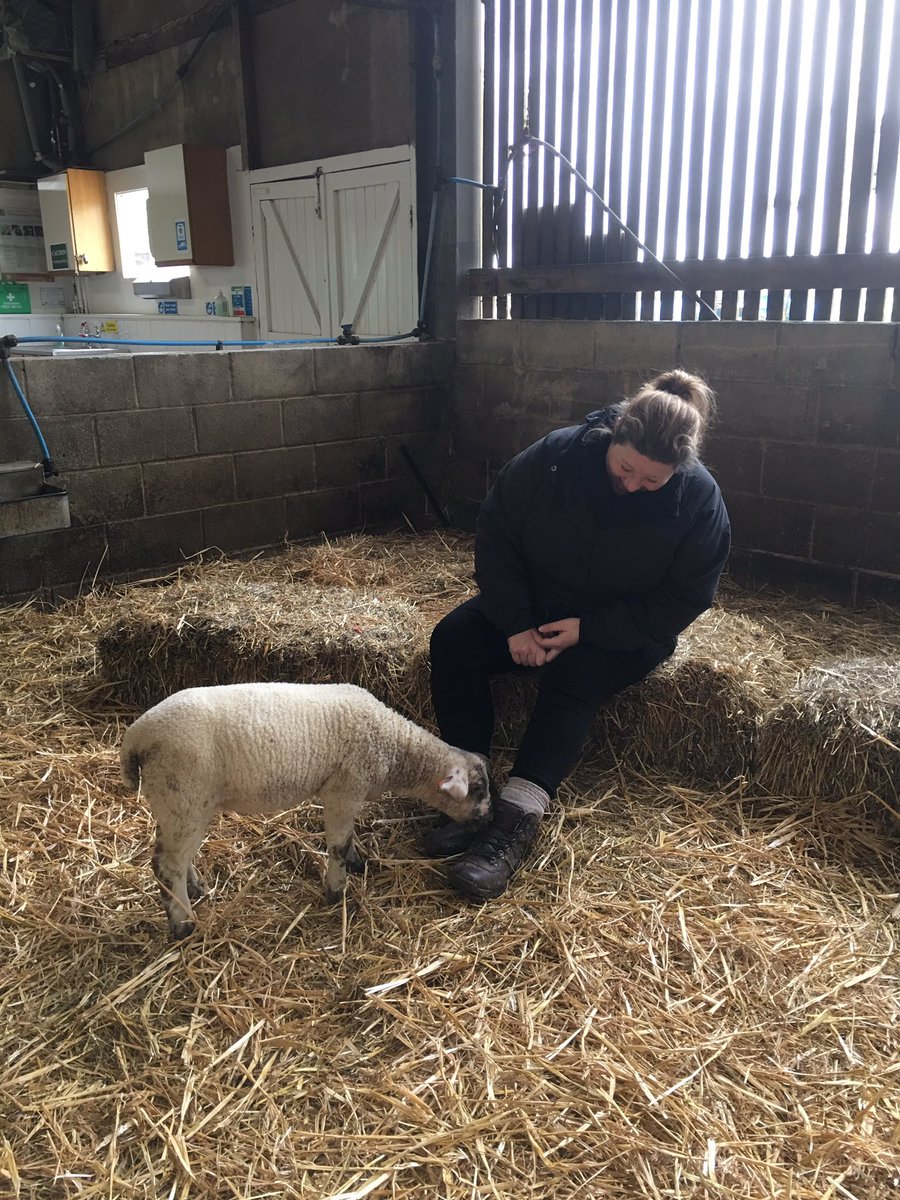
[214,290,229,316]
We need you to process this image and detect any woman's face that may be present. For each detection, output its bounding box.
[606,442,675,494]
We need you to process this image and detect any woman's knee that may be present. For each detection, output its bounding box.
[430,601,507,674]
[431,602,481,664]
[430,609,465,665]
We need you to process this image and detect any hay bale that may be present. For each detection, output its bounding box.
[488,610,795,785]
[294,529,477,620]
[756,657,900,810]
[97,575,433,718]
[93,531,899,800]
[601,610,796,783]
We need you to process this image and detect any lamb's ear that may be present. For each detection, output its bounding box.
[439,769,468,802]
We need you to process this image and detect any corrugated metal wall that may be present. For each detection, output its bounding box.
[482,0,900,322]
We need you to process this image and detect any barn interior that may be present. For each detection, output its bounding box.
[1,3,899,1198]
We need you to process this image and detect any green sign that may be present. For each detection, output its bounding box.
[50,242,69,270]
[0,281,31,314]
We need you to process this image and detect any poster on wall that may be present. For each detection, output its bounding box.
[0,185,47,274]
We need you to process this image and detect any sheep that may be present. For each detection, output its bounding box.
[119,681,491,938]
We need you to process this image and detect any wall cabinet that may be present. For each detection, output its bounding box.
[36,168,115,273]
[145,144,234,267]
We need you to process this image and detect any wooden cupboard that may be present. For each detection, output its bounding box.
[36,168,115,274]
[145,144,234,267]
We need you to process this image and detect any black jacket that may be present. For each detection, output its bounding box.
[473,409,731,652]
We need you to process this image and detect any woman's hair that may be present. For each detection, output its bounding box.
[611,369,716,470]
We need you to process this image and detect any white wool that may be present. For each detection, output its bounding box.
[120,682,490,937]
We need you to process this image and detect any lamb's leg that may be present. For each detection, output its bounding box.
[186,863,205,901]
[152,819,208,940]
[320,776,367,903]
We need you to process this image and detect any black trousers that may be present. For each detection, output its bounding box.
[430,597,674,797]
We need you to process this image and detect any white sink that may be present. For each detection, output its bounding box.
[13,344,123,357]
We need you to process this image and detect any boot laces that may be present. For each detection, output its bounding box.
[477,814,532,864]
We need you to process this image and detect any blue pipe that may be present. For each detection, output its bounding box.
[3,356,55,476]
[15,331,423,351]
[15,334,344,348]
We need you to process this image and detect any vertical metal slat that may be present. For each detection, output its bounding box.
[568,0,596,320]
[864,0,900,320]
[813,2,856,321]
[682,0,713,322]
[640,0,671,322]
[602,1,631,321]
[765,3,803,322]
[587,1,613,320]
[621,0,651,321]
[699,1,735,322]
[658,2,691,321]
[741,2,782,322]
[481,0,496,318]
[552,0,578,318]
[787,5,830,320]
[538,0,561,318]
[720,1,757,322]
[839,0,884,320]
[520,0,543,318]
[510,0,528,317]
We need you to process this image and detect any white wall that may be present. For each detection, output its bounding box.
[77,146,259,332]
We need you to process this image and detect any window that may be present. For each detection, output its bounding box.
[113,187,185,282]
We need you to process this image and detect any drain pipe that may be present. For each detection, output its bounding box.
[455,0,483,320]
[1,336,57,476]
[417,9,443,335]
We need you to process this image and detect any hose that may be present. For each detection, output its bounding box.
[12,334,416,348]
[2,354,56,476]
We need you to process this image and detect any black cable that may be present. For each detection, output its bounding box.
[492,134,720,321]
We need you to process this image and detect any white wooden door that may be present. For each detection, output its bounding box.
[324,161,417,337]
[251,178,328,338]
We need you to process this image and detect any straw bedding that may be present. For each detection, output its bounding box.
[3,530,900,1199]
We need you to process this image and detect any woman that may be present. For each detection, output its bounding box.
[428,368,731,901]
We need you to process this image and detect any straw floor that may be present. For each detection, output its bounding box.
[3,531,900,1199]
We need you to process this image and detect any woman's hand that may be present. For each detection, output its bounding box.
[507,628,552,667]
[536,617,581,662]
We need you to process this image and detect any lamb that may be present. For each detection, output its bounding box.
[120,681,491,939]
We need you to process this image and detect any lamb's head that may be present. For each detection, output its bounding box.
[429,751,492,823]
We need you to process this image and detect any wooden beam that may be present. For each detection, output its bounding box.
[232,0,259,171]
[466,252,900,297]
[100,2,229,70]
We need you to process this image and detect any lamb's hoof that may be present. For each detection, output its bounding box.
[325,887,346,906]
[346,853,366,876]
[187,878,205,901]
[170,920,196,940]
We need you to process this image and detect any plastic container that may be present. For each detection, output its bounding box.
[214,290,229,317]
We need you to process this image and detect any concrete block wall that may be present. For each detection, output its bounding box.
[453,319,900,605]
[0,343,453,602]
